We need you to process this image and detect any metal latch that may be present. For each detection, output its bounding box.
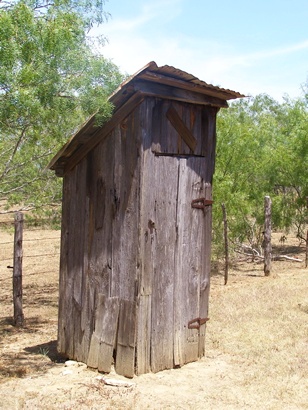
[188,317,210,330]
[191,198,213,209]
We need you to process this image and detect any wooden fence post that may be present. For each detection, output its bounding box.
[13,212,24,326]
[221,203,229,285]
[263,196,272,276]
[305,229,308,269]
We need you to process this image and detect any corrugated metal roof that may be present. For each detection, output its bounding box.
[150,62,244,98]
[48,61,244,174]
[109,61,245,104]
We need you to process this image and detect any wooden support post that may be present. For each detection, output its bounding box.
[221,203,229,285]
[305,229,308,269]
[263,196,272,276]
[13,212,24,326]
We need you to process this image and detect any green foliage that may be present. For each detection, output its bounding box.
[0,0,124,217]
[213,93,308,256]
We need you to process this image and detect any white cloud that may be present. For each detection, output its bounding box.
[91,4,308,101]
[102,0,182,34]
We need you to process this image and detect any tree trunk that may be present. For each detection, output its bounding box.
[13,212,24,326]
[263,196,272,276]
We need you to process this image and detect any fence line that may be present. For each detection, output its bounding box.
[0,237,60,245]
[0,269,58,285]
[1,215,60,326]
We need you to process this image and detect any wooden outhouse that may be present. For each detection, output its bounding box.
[49,62,243,377]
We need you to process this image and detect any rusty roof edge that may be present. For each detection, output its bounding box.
[110,61,245,102]
[147,63,245,100]
[48,61,245,171]
[108,61,158,102]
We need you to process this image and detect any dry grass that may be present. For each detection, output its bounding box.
[0,224,307,409]
[208,267,307,408]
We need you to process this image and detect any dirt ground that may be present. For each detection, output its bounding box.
[0,223,307,410]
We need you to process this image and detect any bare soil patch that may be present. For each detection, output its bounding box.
[0,226,307,409]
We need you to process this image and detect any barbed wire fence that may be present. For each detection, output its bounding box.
[0,213,60,326]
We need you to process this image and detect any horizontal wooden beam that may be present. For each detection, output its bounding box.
[133,79,228,108]
[139,73,234,103]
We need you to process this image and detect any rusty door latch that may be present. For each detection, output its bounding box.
[191,198,213,209]
[188,317,210,330]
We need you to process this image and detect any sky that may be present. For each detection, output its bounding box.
[92,0,308,101]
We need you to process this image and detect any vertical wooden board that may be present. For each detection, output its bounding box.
[115,299,137,378]
[71,159,88,361]
[73,159,87,307]
[110,126,122,297]
[97,296,120,373]
[152,100,204,156]
[192,105,203,156]
[180,102,193,155]
[58,176,70,354]
[203,106,218,180]
[80,193,92,362]
[151,98,163,153]
[83,280,97,364]
[165,102,183,154]
[135,295,151,375]
[78,195,92,363]
[149,155,178,373]
[87,294,120,372]
[62,166,78,358]
[201,107,210,162]
[88,136,114,297]
[198,182,212,357]
[139,99,157,294]
[111,109,141,301]
[81,135,115,364]
[136,99,155,374]
[174,157,208,366]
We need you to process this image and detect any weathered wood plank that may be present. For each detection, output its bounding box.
[136,295,151,375]
[198,181,212,358]
[134,79,229,108]
[202,106,218,180]
[87,294,120,372]
[72,159,88,362]
[174,158,207,366]
[151,100,206,157]
[111,108,141,301]
[139,71,238,102]
[87,136,114,298]
[115,299,137,378]
[136,99,155,375]
[148,155,178,373]
[61,165,78,358]
[166,106,197,152]
[57,176,70,355]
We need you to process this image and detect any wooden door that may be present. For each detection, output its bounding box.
[138,153,211,373]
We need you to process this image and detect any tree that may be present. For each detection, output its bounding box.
[265,97,308,240]
[213,93,308,257]
[0,0,124,218]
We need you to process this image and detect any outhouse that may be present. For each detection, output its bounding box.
[48,62,244,377]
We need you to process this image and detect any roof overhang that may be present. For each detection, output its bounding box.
[48,61,245,176]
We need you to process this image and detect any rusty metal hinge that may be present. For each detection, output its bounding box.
[188,317,210,330]
[191,198,213,209]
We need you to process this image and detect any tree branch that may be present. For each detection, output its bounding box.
[0,127,28,182]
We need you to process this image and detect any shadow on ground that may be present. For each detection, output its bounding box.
[25,340,66,363]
